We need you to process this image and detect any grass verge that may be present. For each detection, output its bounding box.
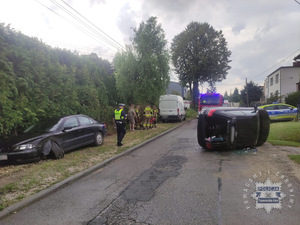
[0,122,179,211]
[267,121,300,147]
[288,155,300,164]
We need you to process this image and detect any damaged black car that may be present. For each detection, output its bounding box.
[197,107,270,150]
[0,115,106,163]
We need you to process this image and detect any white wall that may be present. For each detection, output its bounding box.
[264,67,300,102]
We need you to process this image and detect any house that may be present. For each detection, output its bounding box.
[166,81,188,98]
[264,54,300,103]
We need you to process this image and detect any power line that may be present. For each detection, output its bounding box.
[251,48,300,79]
[60,0,124,50]
[49,0,120,51]
[35,0,124,53]
[50,0,122,50]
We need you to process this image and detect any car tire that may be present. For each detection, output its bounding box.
[197,114,207,149]
[51,141,64,159]
[95,132,103,146]
[256,109,270,146]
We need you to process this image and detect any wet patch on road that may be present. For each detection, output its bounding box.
[88,155,187,224]
[122,155,187,204]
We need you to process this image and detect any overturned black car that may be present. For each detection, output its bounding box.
[0,115,106,163]
[197,107,270,150]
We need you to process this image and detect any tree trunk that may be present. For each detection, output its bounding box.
[192,81,199,107]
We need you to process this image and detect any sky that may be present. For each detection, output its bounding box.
[0,0,300,96]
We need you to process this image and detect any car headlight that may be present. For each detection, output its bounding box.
[13,144,35,151]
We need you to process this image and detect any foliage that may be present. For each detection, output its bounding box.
[0,23,116,137]
[171,22,231,106]
[185,108,198,119]
[285,91,300,107]
[114,17,170,106]
[240,81,263,106]
[288,155,300,164]
[267,121,300,147]
[171,90,181,96]
[223,91,229,100]
[230,87,241,103]
[266,91,282,104]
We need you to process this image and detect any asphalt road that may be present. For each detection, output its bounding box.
[1,120,300,225]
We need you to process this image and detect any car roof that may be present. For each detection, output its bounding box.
[259,103,295,108]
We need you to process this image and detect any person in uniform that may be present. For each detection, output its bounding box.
[152,105,159,128]
[113,103,127,146]
[135,105,141,129]
[143,105,152,129]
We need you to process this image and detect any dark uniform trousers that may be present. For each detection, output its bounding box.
[116,120,126,144]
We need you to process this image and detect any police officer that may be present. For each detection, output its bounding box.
[113,103,127,146]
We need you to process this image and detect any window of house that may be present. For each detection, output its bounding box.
[270,77,273,86]
[275,74,279,83]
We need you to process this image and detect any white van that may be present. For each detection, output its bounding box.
[159,95,186,122]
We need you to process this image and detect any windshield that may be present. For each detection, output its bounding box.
[200,94,221,105]
[24,118,63,133]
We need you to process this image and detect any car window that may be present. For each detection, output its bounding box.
[64,117,79,128]
[273,105,279,110]
[278,105,289,110]
[88,118,96,124]
[264,106,274,110]
[78,116,91,125]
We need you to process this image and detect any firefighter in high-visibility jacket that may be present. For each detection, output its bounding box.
[152,105,159,128]
[113,103,127,146]
[143,105,152,129]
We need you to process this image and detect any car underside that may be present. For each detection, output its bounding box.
[197,107,270,150]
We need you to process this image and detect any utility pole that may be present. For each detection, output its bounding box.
[246,78,249,107]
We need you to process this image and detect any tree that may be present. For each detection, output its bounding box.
[240,81,263,106]
[224,91,229,100]
[266,91,281,104]
[114,17,170,105]
[0,23,116,137]
[230,87,241,103]
[171,22,231,106]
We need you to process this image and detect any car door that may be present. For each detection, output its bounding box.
[278,105,296,120]
[61,116,82,151]
[264,105,276,120]
[77,116,95,144]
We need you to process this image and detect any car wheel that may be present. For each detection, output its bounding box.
[95,132,103,146]
[51,141,64,159]
[197,114,207,149]
[257,109,270,146]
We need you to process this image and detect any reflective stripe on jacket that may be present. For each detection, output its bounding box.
[144,107,152,118]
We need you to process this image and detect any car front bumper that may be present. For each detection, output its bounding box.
[0,148,41,163]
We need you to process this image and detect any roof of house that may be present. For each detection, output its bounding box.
[294,53,300,61]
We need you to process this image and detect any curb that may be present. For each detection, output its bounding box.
[0,119,193,220]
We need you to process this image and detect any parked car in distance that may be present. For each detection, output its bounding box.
[159,94,186,122]
[197,107,270,150]
[258,103,298,121]
[0,115,106,163]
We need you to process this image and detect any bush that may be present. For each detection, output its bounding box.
[285,91,300,107]
[186,108,198,119]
